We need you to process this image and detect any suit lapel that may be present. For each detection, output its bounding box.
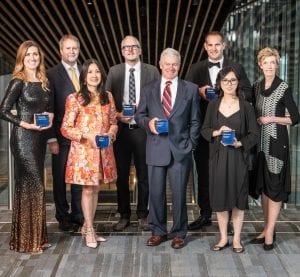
[204,60,213,86]
[151,79,165,116]
[169,79,185,118]
[58,62,75,91]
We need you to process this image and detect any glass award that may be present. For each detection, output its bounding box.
[95,135,110,148]
[205,87,217,100]
[34,114,49,127]
[123,104,135,116]
[155,119,169,134]
[221,130,235,145]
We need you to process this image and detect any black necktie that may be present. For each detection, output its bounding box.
[208,61,220,68]
[129,68,136,104]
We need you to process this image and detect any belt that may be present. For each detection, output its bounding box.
[123,123,139,130]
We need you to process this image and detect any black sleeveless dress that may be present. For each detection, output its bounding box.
[209,111,248,212]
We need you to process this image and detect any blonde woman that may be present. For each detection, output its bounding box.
[0,41,53,253]
[251,48,299,250]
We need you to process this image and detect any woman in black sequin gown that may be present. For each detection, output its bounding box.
[0,41,54,253]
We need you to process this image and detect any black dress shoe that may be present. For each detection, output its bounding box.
[227,222,234,236]
[188,216,212,230]
[263,242,275,251]
[58,220,72,231]
[113,218,130,231]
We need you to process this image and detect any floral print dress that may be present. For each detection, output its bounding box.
[61,92,118,185]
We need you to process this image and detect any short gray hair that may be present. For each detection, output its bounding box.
[121,35,141,49]
[160,48,181,64]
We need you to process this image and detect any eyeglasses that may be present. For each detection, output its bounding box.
[221,78,238,85]
[122,45,140,51]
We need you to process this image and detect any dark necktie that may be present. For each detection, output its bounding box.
[129,68,136,104]
[162,81,172,117]
[208,61,220,68]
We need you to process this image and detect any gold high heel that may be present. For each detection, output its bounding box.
[85,227,98,249]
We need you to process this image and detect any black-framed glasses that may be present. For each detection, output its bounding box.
[221,78,238,85]
[122,45,140,51]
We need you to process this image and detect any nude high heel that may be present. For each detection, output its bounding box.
[85,227,98,249]
[81,225,106,242]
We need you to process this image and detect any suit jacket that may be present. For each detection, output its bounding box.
[186,57,252,120]
[105,62,160,112]
[47,62,82,145]
[135,78,201,166]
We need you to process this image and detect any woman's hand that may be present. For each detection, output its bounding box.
[82,133,98,148]
[233,138,242,148]
[257,116,273,125]
[212,125,231,137]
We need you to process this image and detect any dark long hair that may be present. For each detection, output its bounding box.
[77,59,108,106]
[215,66,241,98]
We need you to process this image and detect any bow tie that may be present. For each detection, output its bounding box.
[208,61,221,68]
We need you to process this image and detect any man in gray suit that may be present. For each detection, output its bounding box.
[106,35,160,231]
[135,48,200,249]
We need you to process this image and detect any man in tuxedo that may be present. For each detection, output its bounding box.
[135,48,200,249]
[186,31,252,230]
[47,34,83,231]
[106,35,160,231]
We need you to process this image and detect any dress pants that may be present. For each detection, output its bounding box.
[52,144,83,223]
[114,124,149,219]
[194,135,212,218]
[148,154,191,238]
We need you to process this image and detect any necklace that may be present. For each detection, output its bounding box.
[222,99,237,109]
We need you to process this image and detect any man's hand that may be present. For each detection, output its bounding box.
[116,112,134,123]
[199,85,210,100]
[149,117,159,135]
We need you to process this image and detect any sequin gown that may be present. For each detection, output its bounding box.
[0,78,53,252]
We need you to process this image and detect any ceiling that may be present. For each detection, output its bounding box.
[0,0,235,78]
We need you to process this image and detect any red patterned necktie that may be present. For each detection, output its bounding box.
[162,81,172,117]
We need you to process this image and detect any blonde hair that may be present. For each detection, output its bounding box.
[257,47,280,65]
[12,40,49,91]
[59,34,80,50]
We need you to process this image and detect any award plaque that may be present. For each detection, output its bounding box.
[123,104,135,116]
[95,135,110,148]
[205,87,217,100]
[221,130,235,145]
[156,119,169,134]
[34,114,49,127]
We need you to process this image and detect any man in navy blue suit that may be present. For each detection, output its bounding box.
[47,34,83,231]
[135,48,200,249]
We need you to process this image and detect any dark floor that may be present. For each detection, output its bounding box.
[0,204,300,277]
